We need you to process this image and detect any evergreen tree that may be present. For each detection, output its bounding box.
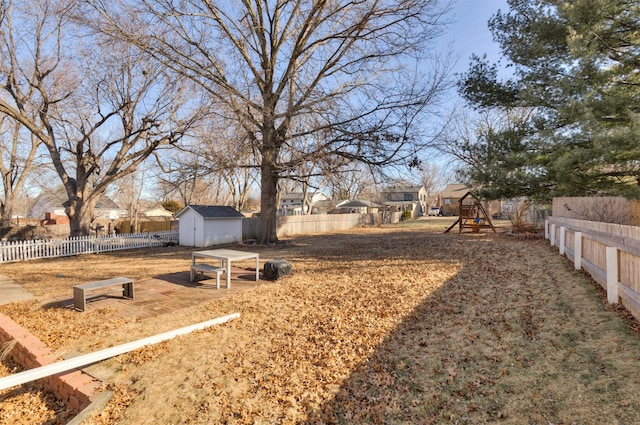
[457,0,640,201]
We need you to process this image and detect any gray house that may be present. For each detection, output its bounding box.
[176,205,244,247]
[381,185,428,218]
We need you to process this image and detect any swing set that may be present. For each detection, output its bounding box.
[444,192,496,234]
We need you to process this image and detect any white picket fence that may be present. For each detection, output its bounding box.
[0,231,179,263]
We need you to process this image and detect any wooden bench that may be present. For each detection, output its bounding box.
[73,277,134,312]
[191,264,225,289]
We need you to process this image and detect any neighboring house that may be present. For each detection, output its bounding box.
[335,199,386,214]
[440,184,470,216]
[381,185,428,218]
[176,205,244,247]
[278,192,331,216]
[29,191,126,221]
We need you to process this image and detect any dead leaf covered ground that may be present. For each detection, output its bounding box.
[2,219,640,424]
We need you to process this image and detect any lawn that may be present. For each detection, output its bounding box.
[2,220,640,424]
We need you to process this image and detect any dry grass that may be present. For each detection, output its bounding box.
[2,219,640,424]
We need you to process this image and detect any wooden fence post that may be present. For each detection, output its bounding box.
[544,219,549,239]
[606,246,619,304]
[559,226,566,256]
[574,232,582,270]
[550,224,556,247]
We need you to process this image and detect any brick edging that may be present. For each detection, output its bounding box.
[0,313,102,411]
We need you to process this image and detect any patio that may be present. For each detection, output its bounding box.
[50,267,265,319]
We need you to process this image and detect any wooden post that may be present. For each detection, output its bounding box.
[574,232,582,270]
[550,224,556,247]
[606,246,619,304]
[544,219,549,239]
[559,226,566,256]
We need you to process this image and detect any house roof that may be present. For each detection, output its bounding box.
[338,200,384,208]
[143,207,175,218]
[280,191,330,202]
[280,192,304,201]
[383,185,425,193]
[441,184,470,199]
[176,205,244,219]
[338,200,369,208]
[33,191,121,210]
[29,190,124,219]
[95,196,121,210]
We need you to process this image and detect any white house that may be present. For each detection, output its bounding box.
[176,205,244,247]
[29,191,126,220]
[278,191,331,215]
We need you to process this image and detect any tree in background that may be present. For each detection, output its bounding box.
[153,148,219,206]
[0,120,44,227]
[0,1,202,236]
[90,0,453,244]
[326,163,377,202]
[161,199,183,214]
[153,114,260,211]
[457,0,640,201]
[0,1,49,227]
[419,162,451,206]
[443,108,547,201]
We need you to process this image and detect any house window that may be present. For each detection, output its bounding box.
[404,193,413,201]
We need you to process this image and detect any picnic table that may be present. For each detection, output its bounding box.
[191,249,259,289]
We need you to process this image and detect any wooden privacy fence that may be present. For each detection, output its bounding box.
[0,231,179,264]
[552,197,640,226]
[241,212,400,240]
[545,217,640,321]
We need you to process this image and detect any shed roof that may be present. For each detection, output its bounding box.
[176,205,244,219]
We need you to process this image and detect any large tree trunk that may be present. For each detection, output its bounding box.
[1,173,18,228]
[66,197,98,237]
[258,157,279,245]
[0,199,13,228]
[257,95,283,245]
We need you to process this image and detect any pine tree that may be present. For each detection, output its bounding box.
[458,0,640,201]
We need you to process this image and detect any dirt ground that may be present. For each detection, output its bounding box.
[2,219,640,424]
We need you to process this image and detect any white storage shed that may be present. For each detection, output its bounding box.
[176,205,244,247]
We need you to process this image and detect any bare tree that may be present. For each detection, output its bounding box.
[0,1,201,236]
[153,149,219,206]
[419,161,450,206]
[0,120,43,226]
[107,163,149,233]
[327,164,376,202]
[153,115,260,210]
[0,1,48,227]
[90,0,453,244]
[196,120,260,211]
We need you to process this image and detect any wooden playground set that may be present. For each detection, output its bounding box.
[444,191,496,234]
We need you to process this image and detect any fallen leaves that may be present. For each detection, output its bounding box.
[2,225,640,423]
[0,358,75,425]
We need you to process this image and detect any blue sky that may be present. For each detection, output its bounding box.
[417,0,510,179]
[445,0,509,76]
